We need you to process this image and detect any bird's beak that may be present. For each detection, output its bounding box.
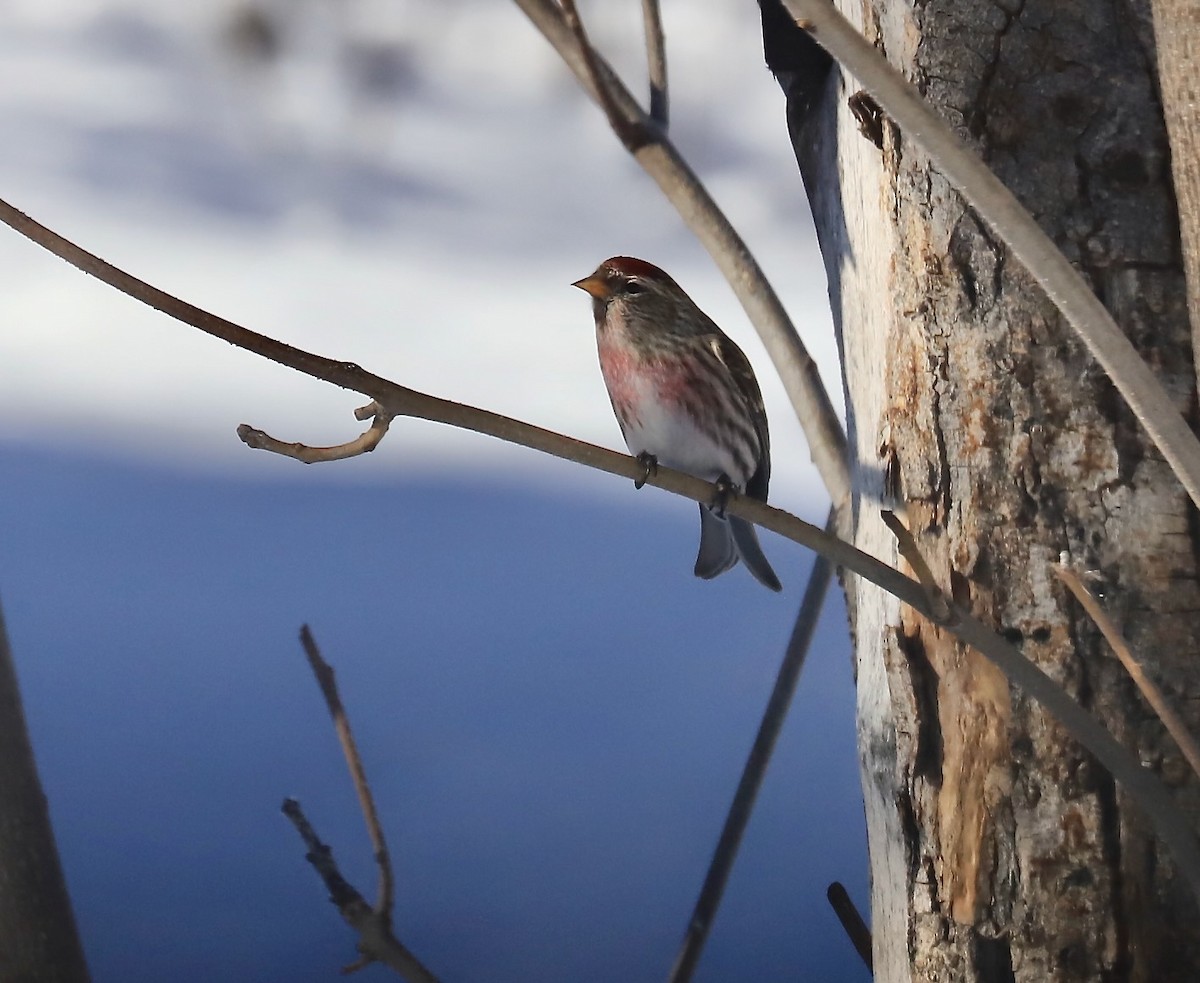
[572,274,611,299]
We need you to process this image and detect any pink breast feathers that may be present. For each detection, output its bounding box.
[598,339,642,414]
[599,339,696,429]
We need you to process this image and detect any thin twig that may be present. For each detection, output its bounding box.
[238,402,394,464]
[287,628,438,980]
[559,0,652,151]
[880,510,954,625]
[668,510,835,983]
[512,0,852,516]
[641,0,668,128]
[826,882,872,972]
[282,799,438,982]
[1053,565,1200,783]
[779,0,1200,518]
[299,626,395,920]
[4,198,1200,900]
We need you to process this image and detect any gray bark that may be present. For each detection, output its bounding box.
[0,601,90,983]
[766,0,1200,978]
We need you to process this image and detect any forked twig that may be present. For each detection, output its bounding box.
[1054,565,1200,782]
[287,627,438,981]
[559,0,652,151]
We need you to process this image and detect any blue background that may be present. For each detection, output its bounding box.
[1,441,867,981]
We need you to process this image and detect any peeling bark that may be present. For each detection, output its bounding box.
[763,0,1200,978]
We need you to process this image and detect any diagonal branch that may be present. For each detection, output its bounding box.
[287,627,437,981]
[513,0,852,516]
[559,0,653,151]
[668,510,836,983]
[778,0,1200,518]
[1054,565,1200,783]
[826,882,872,972]
[299,626,395,919]
[881,510,953,626]
[4,197,1200,902]
[282,799,436,981]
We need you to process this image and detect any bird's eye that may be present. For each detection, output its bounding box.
[624,280,645,295]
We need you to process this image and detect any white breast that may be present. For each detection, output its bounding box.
[617,371,748,486]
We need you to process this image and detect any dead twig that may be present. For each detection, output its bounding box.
[1054,565,1200,783]
[238,402,394,464]
[286,627,437,981]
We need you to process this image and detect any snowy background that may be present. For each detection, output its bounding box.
[0,1,866,980]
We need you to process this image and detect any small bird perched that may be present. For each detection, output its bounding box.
[573,256,782,592]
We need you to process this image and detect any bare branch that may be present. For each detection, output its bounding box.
[4,198,1200,900]
[1054,565,1200,783]
[512,0,852,516]
[237,402,394,464]
[299,626,395,920]
[669,511,835,983]
[641,0,668,128]
[282,799,437,982]
[286,628,438,980]
[826,882,872,972]
[559,0,652,151]
[881,510,954,626]
[779,0,1200,517]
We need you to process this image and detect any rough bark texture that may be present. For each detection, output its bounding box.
[765,0,1200,979]
[1148,0,1200,377]
[0,603,91,983]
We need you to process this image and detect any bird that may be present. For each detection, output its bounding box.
[573,256,782,592]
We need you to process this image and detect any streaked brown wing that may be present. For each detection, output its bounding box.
[706,331,771,502]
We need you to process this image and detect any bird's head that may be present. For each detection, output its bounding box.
[572,256,688,325]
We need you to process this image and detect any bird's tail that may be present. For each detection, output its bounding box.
[729,514,782,592]
[694,505,782,592]
[694,503,737,580]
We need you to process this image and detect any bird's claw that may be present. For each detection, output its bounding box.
[634,452,659,490]
[710,474,735,518]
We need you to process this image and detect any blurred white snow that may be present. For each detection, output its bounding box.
[0,0,840,505]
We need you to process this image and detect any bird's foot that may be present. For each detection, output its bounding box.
[710,473,736,518]
[634,452,659,490]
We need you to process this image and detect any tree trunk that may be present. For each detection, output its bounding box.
[763,0,1200,979]
[0,601,91,983]
[1148,0,1200,368]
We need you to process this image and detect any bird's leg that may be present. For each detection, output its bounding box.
[710,473,736,517]
[634,451,659,490]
